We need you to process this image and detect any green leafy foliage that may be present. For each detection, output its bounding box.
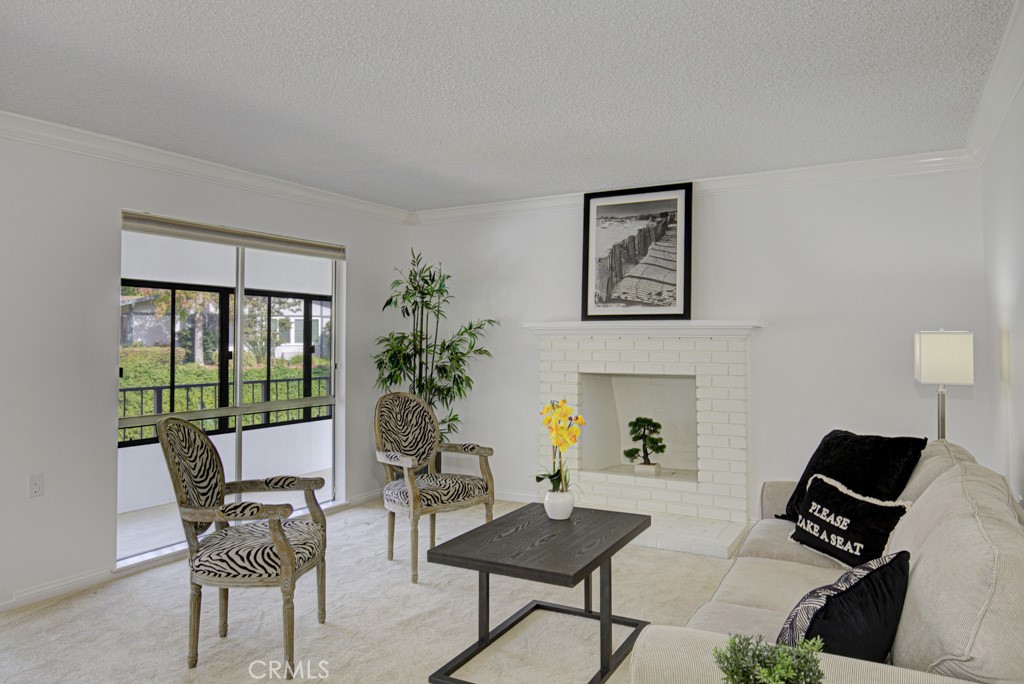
[119,346,330,417]
[242,296,297,363]
[713,634,824,684]
[535,465,570,493]
[373,251,497,439]
[623,416,666,465]
[123,287,221,365]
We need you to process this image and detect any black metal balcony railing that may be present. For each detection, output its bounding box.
[118,376,332,445]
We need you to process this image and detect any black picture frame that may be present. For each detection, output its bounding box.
[581,182,693,321]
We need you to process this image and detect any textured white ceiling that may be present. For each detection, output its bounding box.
[0,1,1014,211]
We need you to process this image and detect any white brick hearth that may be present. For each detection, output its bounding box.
[526,320,760,558]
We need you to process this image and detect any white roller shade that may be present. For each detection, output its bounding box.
[122,210,346,261]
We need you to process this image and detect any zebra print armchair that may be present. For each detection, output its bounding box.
[156,417,327,679]
[373,392,495,583]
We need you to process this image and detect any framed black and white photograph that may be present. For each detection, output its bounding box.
[582,182,692,320]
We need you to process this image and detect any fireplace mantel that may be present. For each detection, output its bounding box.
[524,320,762,338]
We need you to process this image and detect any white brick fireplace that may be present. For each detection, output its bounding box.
[526,320,760,557]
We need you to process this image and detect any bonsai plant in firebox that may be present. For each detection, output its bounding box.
[623,416,666,476]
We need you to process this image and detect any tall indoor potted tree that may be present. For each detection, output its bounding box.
[373,250,497,440]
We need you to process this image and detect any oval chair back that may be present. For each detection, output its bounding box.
[157,416,226,539]
[374,392,440,472]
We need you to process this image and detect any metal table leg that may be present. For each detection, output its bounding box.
[584,573,593,613]
[479,571,489,643]
[600,559,611,675]
[430,562,646,684]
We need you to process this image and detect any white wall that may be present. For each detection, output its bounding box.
[414,166,993,508]
[0,115,1008,613]
[982,76,1024,500]
[0,125,408,610]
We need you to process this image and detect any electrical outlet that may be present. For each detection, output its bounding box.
[29,473,43,498]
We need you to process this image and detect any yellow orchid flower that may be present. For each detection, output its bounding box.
[540,398,586,488]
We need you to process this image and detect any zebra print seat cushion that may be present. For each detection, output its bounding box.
[383,473,488,509]
[191,519,325,580]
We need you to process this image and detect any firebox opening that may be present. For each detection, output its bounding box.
[579,373,697,481]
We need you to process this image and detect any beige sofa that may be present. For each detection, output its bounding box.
[629,441,1024,683]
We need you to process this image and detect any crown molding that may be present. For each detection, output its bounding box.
[414,149,978,224]
[967,0,1024,164]
[0,107,985,228]
[695,149,978,197]
[413,192,582,224]
[0,110,413,224]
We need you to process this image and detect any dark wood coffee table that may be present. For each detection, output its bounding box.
[426,503,652,684]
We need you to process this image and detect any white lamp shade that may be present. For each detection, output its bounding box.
[914,331,974,386]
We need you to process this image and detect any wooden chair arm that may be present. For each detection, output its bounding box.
[180,501,294,523]
[224,476,325,494]
[376,450,420,468]
[440,442,494,458]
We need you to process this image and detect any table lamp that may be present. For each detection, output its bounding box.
[914,330,974,440]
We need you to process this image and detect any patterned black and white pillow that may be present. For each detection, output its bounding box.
[777,550,910,663]
[790,474,909,566]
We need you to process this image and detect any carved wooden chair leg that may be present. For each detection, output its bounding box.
[188,582,202,668]
[317,559,326,624]
[282,587,295,680]
[430,513,436,549]
[485,502,493,523]
[387,511,395,561]
[410,514,420,584]
[158,417,327,676]
[219,588,228,637]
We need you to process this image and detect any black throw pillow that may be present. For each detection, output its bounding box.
[781,430,927,522]
[777,550,910,663]
[790,474,909,566]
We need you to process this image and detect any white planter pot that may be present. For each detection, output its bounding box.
[634,463,662,477]
[543,491,575,520]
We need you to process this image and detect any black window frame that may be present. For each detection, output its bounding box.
[118,278,333,447]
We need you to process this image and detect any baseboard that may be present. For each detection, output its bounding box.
[1,567,114,615]
[495,489,542,504]
[336,488,384,509]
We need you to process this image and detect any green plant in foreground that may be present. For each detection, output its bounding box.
[373,250,497,439]
[713,634,824,684]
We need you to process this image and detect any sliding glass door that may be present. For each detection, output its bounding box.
[116,224,342,562]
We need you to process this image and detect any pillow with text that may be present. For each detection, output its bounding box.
[790,474,909,566]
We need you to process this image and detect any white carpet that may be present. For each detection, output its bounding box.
[0,501,732,683]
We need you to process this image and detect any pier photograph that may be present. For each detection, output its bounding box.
[582,183,692,320]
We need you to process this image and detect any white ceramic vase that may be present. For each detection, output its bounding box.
[544,490,574,520]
